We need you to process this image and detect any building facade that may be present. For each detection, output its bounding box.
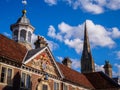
[0,9,120,90]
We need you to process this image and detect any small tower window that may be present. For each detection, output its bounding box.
[13,30,18,41]
[20,29,26,42]
[28,31,32,43]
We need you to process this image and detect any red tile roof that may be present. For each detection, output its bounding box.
[57,62,94,89]
[84,72,120,89]
[0,34,27,63]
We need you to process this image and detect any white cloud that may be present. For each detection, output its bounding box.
[78,0,104,14]
[64,39,83,53]
[57,56,63,62]
[47,20,117,54]
[86,20,115,48]
[110,27,120,38]
[95,64,104,72]
[71,58,80,70]
[107,0,120,10]
[3,32,11,37]
[47,40,59,51]
[47,25,63,41]
[44,0,120,14]
[116,51,120,59]
[113,64,120,77]
[44,0,57,6]
[22,0,27,5]
[31,34,38,48]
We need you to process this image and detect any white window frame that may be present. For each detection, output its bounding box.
[54,82,60,90]
[63,83,68,90]
[21,72,31,89]
[0,65,13,86]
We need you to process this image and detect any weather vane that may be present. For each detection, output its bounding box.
[22,0,27,10]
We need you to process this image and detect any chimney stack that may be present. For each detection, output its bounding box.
[103,60,112,78]
[62,57,72,68]
[34,36,48,49]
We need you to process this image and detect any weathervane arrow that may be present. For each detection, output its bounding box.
[22,0,27,9]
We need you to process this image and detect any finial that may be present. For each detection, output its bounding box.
[22,0,27,15]
[22,9,27,15]
[105,60,109,64]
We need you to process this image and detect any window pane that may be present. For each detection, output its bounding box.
[63,84,67,90]
[42,84,48,90]
[20,30,26,42]
[54,82,59,90]
[0,67,6,83]
[13,30,18,41]
[7,68,12,85]
[28,31,32,43]
[21,73,26,87]
[26,74,31,88]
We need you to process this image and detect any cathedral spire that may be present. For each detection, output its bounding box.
[81,21,95,73]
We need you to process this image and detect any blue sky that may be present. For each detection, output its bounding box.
[0,0,120,77]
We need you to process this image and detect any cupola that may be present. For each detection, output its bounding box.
[10,9,35,50]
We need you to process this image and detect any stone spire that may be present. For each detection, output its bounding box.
[10,9,35,50]
[104,60,112,78]
[81,21,95,73]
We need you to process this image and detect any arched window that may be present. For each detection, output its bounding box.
[28,31,32,43]
[13,30,18,41]
[20,29,26,42]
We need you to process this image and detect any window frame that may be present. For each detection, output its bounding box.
[63,83,68,90]
[54,82,60,90]
[42,84,48,90]
[21,72,31,89]
[0,65,13,86]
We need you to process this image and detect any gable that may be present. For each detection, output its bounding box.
[24,47,63,78]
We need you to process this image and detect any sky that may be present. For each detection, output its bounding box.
[0,0,120,77]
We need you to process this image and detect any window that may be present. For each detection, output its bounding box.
[21,72,31,88]
[7,68,12,85]
[42,84,48,90]
[0,66,13,85]
[13,30,18,41]
[20,30,26,42]
[28,31,32,43]
[54,82,59,90]
[63,84,68,90]
[0,67,6,83]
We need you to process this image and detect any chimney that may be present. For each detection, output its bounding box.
[103,60,112,78]
[62,57,72,68]
[34,36,48,49]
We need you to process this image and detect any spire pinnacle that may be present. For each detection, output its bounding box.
[84,21,90,52]
[22,0,27,16]
[22,9,27,15]
[81,20,95,73]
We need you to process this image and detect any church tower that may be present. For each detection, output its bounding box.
[81,21,95,73]
[10,9,35,50]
